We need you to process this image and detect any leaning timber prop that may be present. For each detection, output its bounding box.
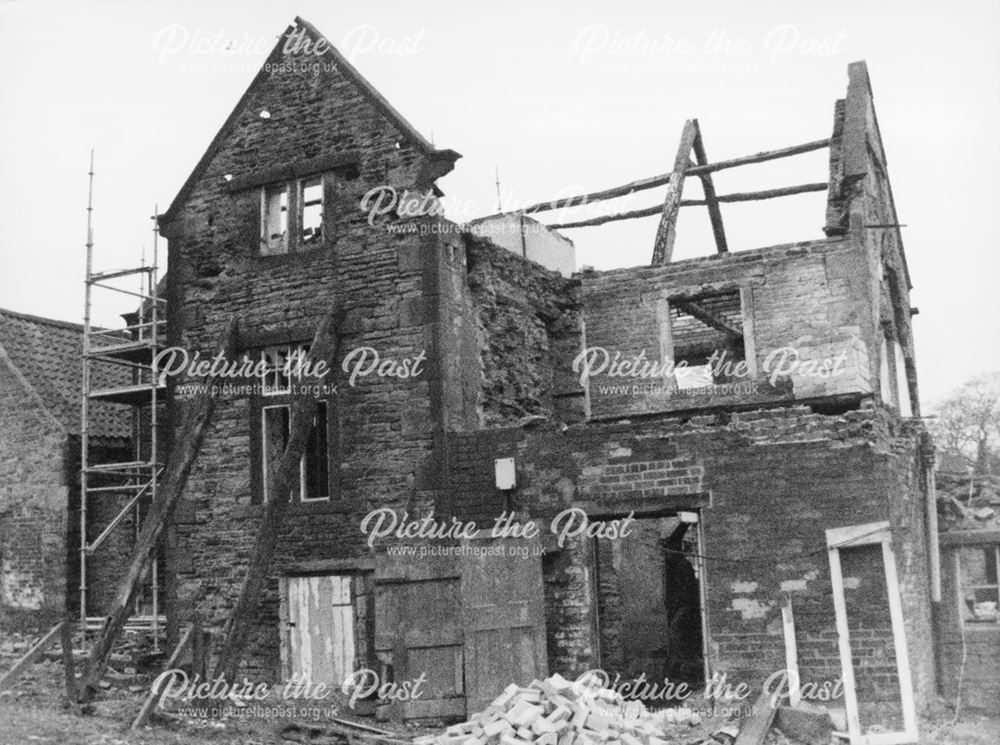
[76,317,239,704]
[131,623,196,730]
[0,621,66,693]
[214,308,342,682]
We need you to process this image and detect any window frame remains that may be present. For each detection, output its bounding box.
[957,544,1000,628]
[259,174,326,255]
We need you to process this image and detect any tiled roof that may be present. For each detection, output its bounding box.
[0,307,131,439]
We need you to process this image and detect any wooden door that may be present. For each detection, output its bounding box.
[460,532,548,714]
[285,575,355,686]
[374,550,466,720]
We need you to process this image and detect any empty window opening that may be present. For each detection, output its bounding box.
[261,184,288,255]
[300,176,324,245]
[595,516,705,695]
[260,344,310,396]
[669,290,745,390]
[261,401,330,502]
[958,545,1000,626]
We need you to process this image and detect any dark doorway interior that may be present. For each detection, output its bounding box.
[595,516,705,702]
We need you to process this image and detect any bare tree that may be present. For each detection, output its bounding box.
[931,372,1000,474]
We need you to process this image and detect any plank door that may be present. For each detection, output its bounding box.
[374,550,466,721]
[286,574,355,686]
[460,532,548,714]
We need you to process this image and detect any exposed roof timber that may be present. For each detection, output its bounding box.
[516,138,830,216]
[670,297,743,341]
[547,182,828,230]
[691,121,728,254]
[651,119,699,265]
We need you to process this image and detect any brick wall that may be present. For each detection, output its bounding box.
[579,238,876,418]
[447,405,937,713]
[938,545,1000,712]
[0,358,68,630]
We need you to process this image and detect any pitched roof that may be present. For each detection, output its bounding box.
[160,16,460,227]
[0,307,130,439]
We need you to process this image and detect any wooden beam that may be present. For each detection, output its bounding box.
[77,317,239,703]
[683,182,828,205]
[670,297,743,340]
[548,182,829,230]
[685,138,830,177]
[60,617,77,701]
[519,174,674,215]
[131,624,196,730]
[827,543,862,741]
[780,595,801,708]
[213,309,342,682]
[734,689,778,745]
[825,521,890,548]
[881,538,919,743]
[517,138,831,215]
[0,621,64,693]
[691,122,728,253]
[651,120,698,265]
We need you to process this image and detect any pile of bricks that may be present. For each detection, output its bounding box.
[414,674,701,745]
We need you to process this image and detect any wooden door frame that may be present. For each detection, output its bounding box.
[825,521,918,745]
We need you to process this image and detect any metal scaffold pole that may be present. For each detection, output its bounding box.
[79,159,166,640]
[80,150,95,625]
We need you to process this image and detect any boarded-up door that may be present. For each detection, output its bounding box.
[374,550,466,721]
[285,575,355,686]
[461,532,548,713]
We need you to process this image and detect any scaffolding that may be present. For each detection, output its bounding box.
[79,152,165,646]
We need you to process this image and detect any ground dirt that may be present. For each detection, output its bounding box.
[1,662,998,745]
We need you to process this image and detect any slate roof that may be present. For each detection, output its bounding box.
[0,307,131,439]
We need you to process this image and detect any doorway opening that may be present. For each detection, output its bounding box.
[594,514,706,703]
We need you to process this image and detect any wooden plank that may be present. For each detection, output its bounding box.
[734,689,778,745]
[683,182,828,205]
[60,618,77,701]
[517,138,830,215]
[651,120,698,265]
[0,621,65,693]
[691,122,728,253]
[827,545,863,742]
[130,624,195,730]
[826,521,890,548]
[77,316,238,704]
[549,182,829,230]
[939,528,1000,546]
[880,539,919,743]
[739,287,758,377]
[780,595,800,708]
[214,309,343,682]
[670,297,743,340]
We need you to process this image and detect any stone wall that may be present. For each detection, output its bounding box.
[160,22,466,677]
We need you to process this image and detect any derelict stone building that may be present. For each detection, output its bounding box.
[116,16,937,735]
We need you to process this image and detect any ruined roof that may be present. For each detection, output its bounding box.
[160,16,460,226]
[0,307,130,439]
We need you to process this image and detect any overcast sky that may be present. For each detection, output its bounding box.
[1,0,997,405]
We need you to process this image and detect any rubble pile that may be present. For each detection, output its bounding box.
[415,674,702,745]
